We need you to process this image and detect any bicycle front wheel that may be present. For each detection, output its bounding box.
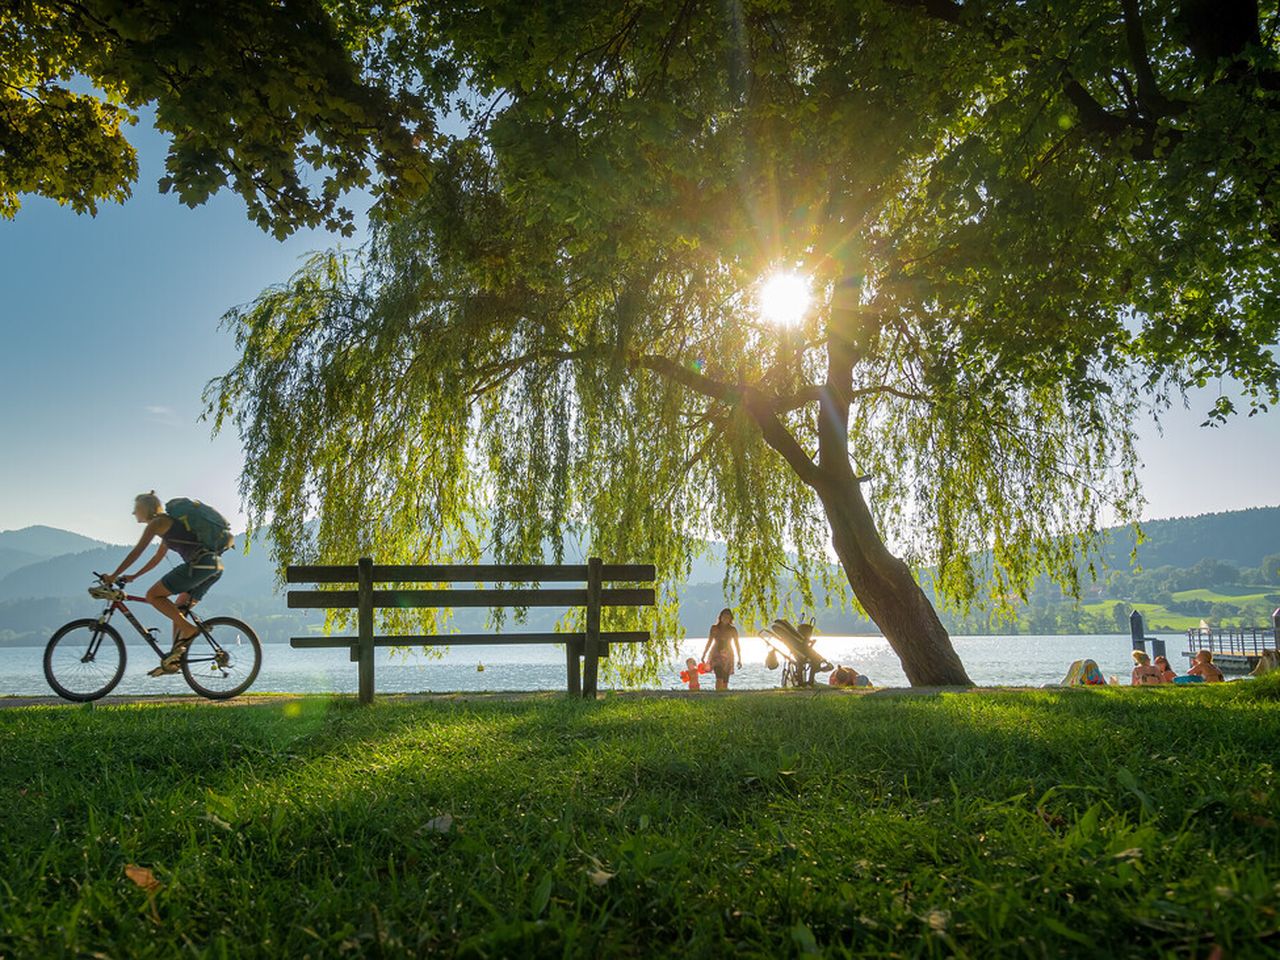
[181,617,262,700]
[44,619,126,701]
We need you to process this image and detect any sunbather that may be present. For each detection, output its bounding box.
[1130,651,1164,686]
[1186,650,1225,683]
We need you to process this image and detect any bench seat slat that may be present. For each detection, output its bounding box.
[290,630,649,648]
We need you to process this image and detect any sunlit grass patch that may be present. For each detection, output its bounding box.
[0,687,1277,957]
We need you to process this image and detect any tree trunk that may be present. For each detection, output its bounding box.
[817,474,973,687]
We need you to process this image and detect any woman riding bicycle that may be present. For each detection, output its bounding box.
[104,492,227,675]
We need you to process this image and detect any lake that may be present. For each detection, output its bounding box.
[0,633,1165,697]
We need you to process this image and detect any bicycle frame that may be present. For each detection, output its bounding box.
[91,594,228,667]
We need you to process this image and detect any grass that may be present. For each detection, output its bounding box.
[2,683,1279,958]
[1171,587,1278,605]
[1082,601,1202,631]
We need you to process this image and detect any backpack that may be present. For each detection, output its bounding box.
[166,498,235,554]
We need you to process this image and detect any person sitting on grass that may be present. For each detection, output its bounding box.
[1130,651,1164,686]
[1153,655,1177,684]
[1186,650,1226,683]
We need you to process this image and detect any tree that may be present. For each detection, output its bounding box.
[210,1,1280,686]
[1112,602,1130,634]
[1262,554,1280,585]
[2,1,443,236]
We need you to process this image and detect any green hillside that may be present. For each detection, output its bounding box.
[1,506,1278,643]
[1101,506,1280,569]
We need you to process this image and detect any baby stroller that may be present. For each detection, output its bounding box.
[761,618,833,687]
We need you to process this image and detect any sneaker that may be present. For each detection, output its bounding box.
[149,634,196,676]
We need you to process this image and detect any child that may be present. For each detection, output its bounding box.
[1153,655,1176,684]
[680,657,709,690]
[1186,650,1225,683]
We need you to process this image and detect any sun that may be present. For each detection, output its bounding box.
[757,270,811,328]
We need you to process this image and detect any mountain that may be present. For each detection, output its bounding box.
[1,506,1277,644]
[0,547,43,580]
[1101,506,1280,570]
[0,540,285,604]
[0,525,109,560]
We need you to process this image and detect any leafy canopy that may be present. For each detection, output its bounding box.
[210,1,1280,678]
[1,0,450,235]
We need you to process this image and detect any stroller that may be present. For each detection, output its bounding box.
[761,618,833,687]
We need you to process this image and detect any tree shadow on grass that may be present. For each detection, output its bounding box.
[2,686,1277,958]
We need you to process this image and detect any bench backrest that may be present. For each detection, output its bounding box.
[285,557,655,701]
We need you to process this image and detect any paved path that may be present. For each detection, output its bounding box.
[0,685,1043,709]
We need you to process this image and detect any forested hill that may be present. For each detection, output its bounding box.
[1103,506,1280,569]
[1,505,1278,643]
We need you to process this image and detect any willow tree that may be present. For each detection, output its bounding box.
[211,0,1280,686]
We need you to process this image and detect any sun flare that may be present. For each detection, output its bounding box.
[757,270,811,328]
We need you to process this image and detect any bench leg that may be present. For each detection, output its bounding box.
[566,639,582,695]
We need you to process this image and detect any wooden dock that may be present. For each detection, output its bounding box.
[1131,609,1279,675]
[1182,619,1279,674]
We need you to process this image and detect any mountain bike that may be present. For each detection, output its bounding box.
[43,574,262,702]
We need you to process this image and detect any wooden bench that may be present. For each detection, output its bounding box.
[285,557,656,702]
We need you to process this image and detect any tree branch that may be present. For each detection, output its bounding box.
[630,353,825,487]
[1120,0,1184,118]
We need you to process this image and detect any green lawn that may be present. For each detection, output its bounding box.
[1171,587,1278,605]
[2,684,1279,957]
[1082,600,1203,631]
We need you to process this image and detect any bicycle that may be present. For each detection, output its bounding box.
[43,573,262,702]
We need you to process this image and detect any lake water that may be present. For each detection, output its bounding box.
[0,633,1170,698]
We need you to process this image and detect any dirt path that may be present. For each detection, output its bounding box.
[0,684,1053,709]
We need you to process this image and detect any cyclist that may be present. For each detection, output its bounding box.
[103,491,233,675]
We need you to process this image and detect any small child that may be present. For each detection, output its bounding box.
[680,657,709,690]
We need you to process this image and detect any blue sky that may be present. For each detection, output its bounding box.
[1,115,1277,546]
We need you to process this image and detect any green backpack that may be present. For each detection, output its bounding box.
[165,498,235,554]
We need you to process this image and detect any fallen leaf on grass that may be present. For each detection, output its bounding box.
[587,868,614,886]
[124,864,161,892]
[1112,848,1143,862]
[124,864,163,925]
[422,814,454,834]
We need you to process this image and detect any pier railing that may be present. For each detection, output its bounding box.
[1184,618,1279,659]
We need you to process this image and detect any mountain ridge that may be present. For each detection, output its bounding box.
[1,506,1277,644]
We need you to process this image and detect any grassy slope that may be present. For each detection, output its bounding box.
[1,686,1278,958]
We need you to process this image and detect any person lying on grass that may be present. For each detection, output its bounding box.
[828,665,870,688]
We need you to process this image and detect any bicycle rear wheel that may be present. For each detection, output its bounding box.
[181,617,262,699]
[44,619,126,701]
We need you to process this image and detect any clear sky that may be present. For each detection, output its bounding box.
[1,116,1277,545]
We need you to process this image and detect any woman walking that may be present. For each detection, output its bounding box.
[702,608,742,691]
